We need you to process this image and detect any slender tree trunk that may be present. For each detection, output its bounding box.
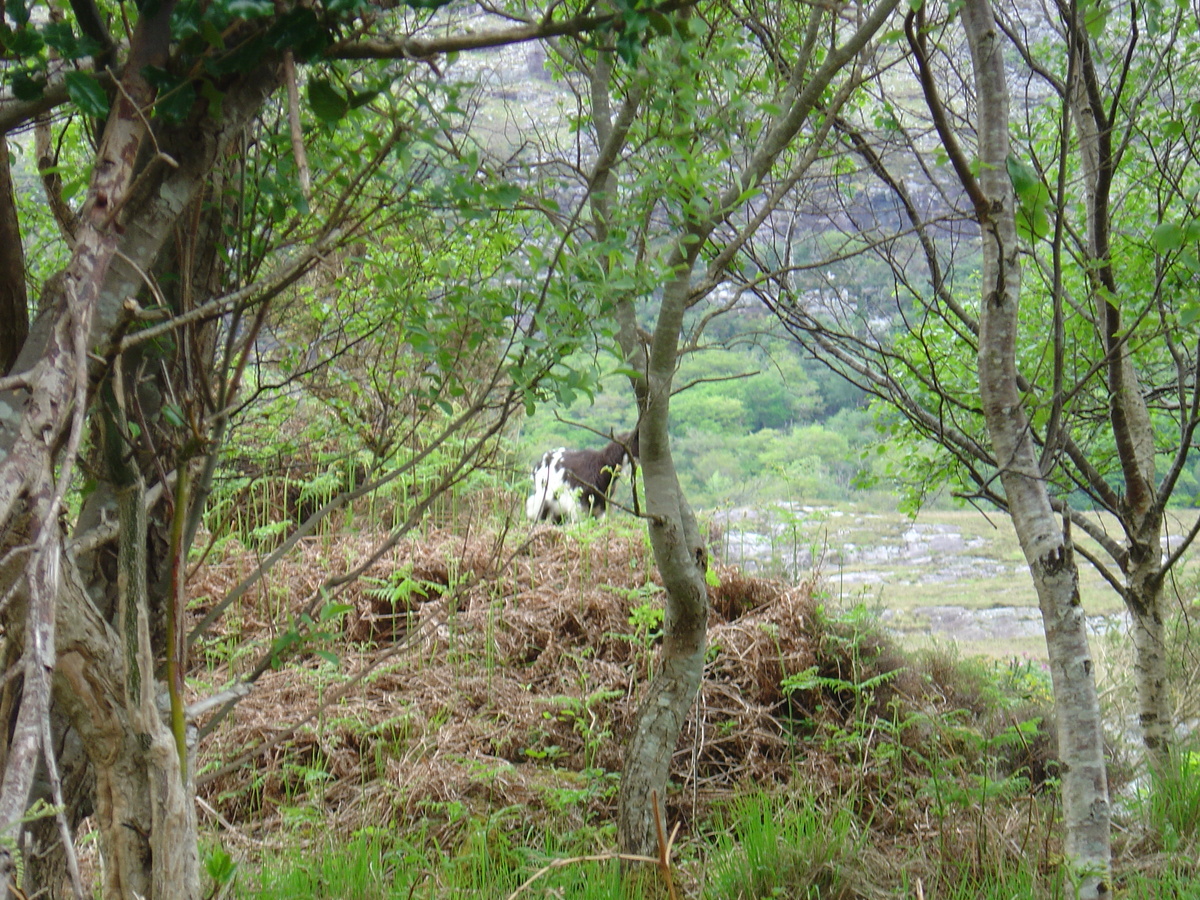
[959,0,1112,895]
[616,267,710,860]
[1066,21,1172,771]
[581,36,709,863]
[600,0,899,859]
[0,19,279,899]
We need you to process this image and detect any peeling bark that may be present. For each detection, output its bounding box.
[53,546,198,900]
[0,9,280,896]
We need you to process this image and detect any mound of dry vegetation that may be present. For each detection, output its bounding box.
[189,519,1056,866]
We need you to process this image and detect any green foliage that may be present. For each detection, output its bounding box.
[267,600,353,669]
[598,582,665,680]
[539,689,625,775]
[1006,155,1051,241]
[249,829,419,899]
[203,844,239,892]
[1141,745,1200,851]
[63,71,108,117]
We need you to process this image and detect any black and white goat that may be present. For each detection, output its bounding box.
[525,431,639,524]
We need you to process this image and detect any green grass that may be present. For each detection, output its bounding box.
[199,598,1200,900]
[224,824,631,899]
[214,783,1200,900]
[702,791,864,900]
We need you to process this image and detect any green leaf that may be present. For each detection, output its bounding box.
[320,602,354,621]
[65,71,110,118]
[1153,222,1184,252]
[1080,0,1108,37]
[646,10,672,36]
[491,183,521,207]
[200,78,225,118]
[162,404,186,428]
[308,79,348,122]
[211,30,274,74]
[348,88,379,110]
[43,21,101,58]
[1179,303,1200,328]
[268,8,328,58]
[6,0,30,26]
[4,25,45,56]
[204,847,237,884]
[1015,204,1050,242]
[145,67,195,123]
[1007,155,1051,241]
[201,19,225,49]
[1005,155,1039,199]
[1163,119,1186,139]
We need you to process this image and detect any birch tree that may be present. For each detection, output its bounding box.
[957,0,1111,892]
[755,0,1200,776]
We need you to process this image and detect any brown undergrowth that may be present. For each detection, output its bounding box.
[188,519,1058,879]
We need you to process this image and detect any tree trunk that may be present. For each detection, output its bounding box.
[0,138,28,374]
[579,38,710,864]
[617,570,707,857]
[0,24,278,899]
[960,0,1112,895]
[17,713,93,898]
[1128,563,1171,759]
[602,0,900,860]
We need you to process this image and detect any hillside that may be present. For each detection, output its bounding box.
[185,514,1101,896]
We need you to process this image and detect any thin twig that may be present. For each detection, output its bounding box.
[652,789,681,900]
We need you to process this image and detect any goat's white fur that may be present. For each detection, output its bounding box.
[525,448,584,522]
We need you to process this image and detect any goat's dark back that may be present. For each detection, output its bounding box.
[558,432,637,515]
